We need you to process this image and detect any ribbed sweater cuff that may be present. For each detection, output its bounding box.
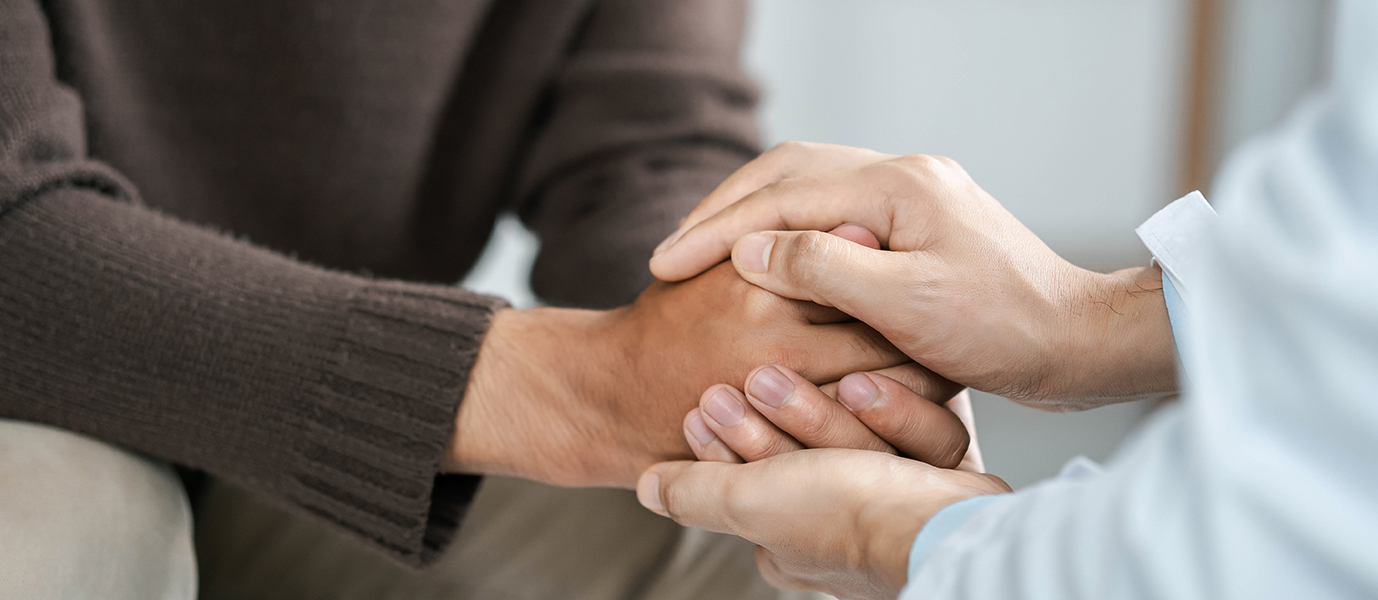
[297,280,505,565]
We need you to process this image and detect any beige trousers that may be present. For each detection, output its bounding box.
[0,419,197,599]
[0,418,827,600]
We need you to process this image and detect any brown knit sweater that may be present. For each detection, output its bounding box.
[0,0,759,566]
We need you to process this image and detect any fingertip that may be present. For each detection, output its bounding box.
[847,372,971,467]
[734,233,775,274]
[636,469,666,515]
[652,227,685,259]
[684,409,713,446]
[702,385,748,428]
[745,364,796,409]
[837,372,882,412]
[648,245,717,283]
[683,409,713,461]
[648,228,693,281]
[648,256,667,280]
[685,407,745,464]
[647,253,683,282]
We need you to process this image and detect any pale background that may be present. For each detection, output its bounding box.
[463,0,1331,489]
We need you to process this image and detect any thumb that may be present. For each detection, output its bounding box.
[732,230,923,323]
[637,461,750,536]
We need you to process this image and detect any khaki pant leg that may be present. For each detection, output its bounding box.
[196,475,831,600]
[0,419,197,600]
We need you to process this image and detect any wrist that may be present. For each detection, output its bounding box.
[1053,265,1178,404]
[864,494,960,595]
[444,307,623,485]
[863,480,1005,595]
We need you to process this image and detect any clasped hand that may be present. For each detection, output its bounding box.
[636,141,1182,600]
[448,256,938,488]
[652,141,1177,409]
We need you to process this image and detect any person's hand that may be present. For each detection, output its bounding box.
[652,142,895,257]
[649,142,1176,409]
[645,364,991,598]
[635,351,995,598]
[683,363,984,472]
[443,261,920,488]
[637,449,1010,600]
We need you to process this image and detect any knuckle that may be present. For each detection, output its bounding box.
[783,231,837,288]
[759,346,803,375]
[746,430,799,460]
[883,365,938,399]
[866,393,923,440]
[931,154,960,168]
[766,140,808,166]
[895,153,959,171]
[891,408,968,467]
[720,476,761,527]
[741,285,786,323]
[894,153,942,172]
[935,433,971,469]
[899,411,969,468]
[885,154,961,190]
[789,410,837,445]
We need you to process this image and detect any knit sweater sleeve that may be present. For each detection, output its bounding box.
[514,0,762,308]
[0,0,504,567]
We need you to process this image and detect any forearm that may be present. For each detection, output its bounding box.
[0,188,505,566]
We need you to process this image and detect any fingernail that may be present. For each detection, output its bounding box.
[837,373,880,411]
[737,234,774,273]
[685,410,718,446]
[748,366,794,408]
[703,388,746,427]
[637,472,665,514]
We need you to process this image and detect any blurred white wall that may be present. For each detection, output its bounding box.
[746,0,1190,273]
[464,0,1330,490]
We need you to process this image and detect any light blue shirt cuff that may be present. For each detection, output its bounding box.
[907,494,1010,579]
[1161,270,1191,382]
